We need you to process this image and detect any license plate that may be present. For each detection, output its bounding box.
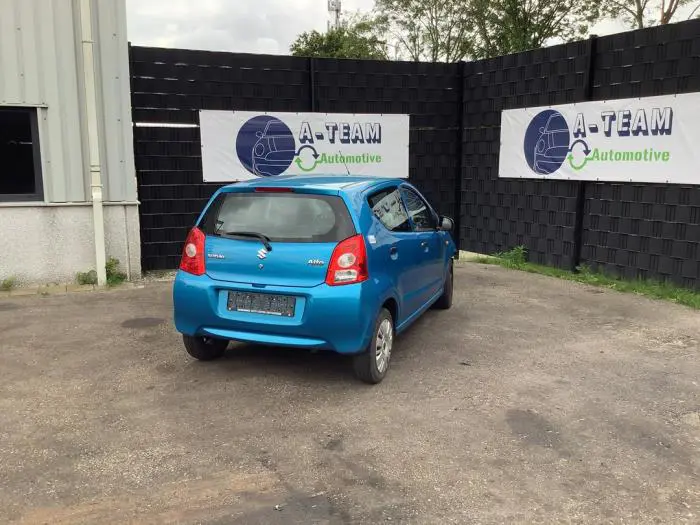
[227,291,296,317]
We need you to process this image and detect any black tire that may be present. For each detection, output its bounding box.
[433,260,454,310]
[183,335,228,361]
[353,308,394,385]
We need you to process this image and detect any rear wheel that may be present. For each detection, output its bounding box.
[183,335,228,361]
[353,308,394,384]
[433,260,454,310]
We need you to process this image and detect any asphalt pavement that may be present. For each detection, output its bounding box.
[1,263,698,524]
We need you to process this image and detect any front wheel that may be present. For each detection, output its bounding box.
[183,335,228,361]
[433,260,453,310]
[353,308,394,384]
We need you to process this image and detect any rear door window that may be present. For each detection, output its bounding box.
[201,192,356,243]
[368,188,412,232]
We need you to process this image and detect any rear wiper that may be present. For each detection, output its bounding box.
[223,231,272,252]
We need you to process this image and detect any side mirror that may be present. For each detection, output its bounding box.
[439,216,454,232]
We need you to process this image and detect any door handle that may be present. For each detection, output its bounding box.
[389,246,398,255]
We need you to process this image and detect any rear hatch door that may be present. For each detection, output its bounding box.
[200,189,356,288]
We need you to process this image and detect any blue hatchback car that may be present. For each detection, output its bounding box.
[173,175,456,383]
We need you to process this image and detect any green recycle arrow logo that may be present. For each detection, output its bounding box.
[295,156,320,172]
[568,153,588,171]
[567,139,591,171]
[294,145,321,172]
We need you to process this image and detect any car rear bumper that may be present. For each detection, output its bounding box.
[173,272,376,354]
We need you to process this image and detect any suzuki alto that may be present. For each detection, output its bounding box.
[173,175,456,384]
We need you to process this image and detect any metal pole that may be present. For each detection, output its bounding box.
[454,61,466,258]
[309,57,317,112]
[571,35,597,272]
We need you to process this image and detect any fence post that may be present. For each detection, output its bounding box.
[309,57,317,112]
[571,35,598,271]
[127,42,146,271]
[454,60,466,258]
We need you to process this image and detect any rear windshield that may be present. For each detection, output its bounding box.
[200,192,356,243]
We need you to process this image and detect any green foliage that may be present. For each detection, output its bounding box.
[468,0,602,59]
[372,0,603,61]
[473,246,700,310]
[290,13,388,59]
[76,270,98,286]
[106,257,127,287]
[494,245,527,268]
[375,0,472,61]
[601,0,700,29]
[76,258,127,287]
[292,0,699,63]
[1,276,18,291]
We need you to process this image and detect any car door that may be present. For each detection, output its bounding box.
[367,186,425,321]
[399,185,444,306]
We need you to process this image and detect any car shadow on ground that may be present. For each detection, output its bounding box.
[188,311,438,385]
[200,343,359,384]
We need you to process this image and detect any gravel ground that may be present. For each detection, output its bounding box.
[0,263,698,524]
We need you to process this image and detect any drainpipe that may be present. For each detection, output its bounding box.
[79,0,107,286]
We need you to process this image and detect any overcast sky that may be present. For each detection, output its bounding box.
[124,0,688,56]
[126,0,375,55]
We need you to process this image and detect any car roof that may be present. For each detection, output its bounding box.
[222,175,404,195]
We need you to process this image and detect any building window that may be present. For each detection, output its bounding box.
[0,107,43,201]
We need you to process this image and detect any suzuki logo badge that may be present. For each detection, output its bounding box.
[257,248,268,260]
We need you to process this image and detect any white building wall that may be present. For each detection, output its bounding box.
[0,0,140,285]
[0,204,140,284]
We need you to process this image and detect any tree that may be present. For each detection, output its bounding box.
[468,0,602,59]
[290,14,388,60]
[374,0,473,62]
[601,0,700,29]
[374,0,603,62]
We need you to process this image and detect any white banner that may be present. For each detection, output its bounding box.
[499,92,700,185]
[200,110,409,182]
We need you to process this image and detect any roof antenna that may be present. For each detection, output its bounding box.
[339,150,351,176]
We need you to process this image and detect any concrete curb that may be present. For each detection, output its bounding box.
[0,281,145,299]
[458,250,497,262]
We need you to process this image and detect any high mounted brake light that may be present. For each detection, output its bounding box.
[254,187,294,193]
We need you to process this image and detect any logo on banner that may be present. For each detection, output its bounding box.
[236,116,296,177]
[235,115,384,177]
[524,110,571,175]
[522,106,674,175]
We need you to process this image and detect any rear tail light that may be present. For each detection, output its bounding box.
[325,234,368,286]
[179,227,205,276]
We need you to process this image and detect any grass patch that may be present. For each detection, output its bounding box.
[1,276,18,291]
[106,257,127,287]
[76,258,127,287]
[76,270,98,286]
[472,246,700,310]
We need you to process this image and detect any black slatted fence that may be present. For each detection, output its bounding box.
[130,19,700,289]
[130,47,461,271]
[461,20,700,288]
